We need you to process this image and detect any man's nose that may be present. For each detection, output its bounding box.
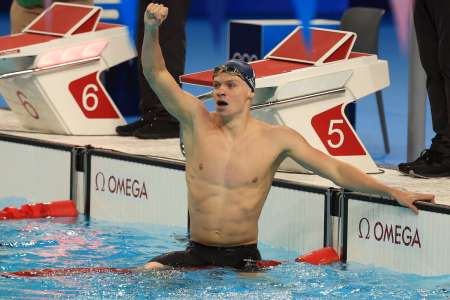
[215,86,225,96]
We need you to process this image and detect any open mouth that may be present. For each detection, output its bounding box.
[217,100,228,107]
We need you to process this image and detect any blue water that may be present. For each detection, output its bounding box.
[0,217,449,299]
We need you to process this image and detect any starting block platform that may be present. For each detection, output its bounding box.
[0,3,136,135]
[181,26,387,174]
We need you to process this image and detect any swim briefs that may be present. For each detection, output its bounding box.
[150,241,261,270]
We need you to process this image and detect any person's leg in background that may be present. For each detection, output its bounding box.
[399,0,450,177]
[10,0,43,34]
[431,0,450,158]
[116,0,190,139]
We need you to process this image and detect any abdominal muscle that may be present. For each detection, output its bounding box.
[187,180,270,247]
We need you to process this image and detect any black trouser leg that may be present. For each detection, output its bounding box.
[414,0,450,154]
[137,0,190,121]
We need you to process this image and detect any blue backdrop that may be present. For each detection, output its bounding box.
[189,0,348,18]
[0,0,391,17]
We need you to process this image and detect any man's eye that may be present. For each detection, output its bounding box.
[227,82,235,88]
[213,83,220,89]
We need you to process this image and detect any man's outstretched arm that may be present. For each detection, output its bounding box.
[141,3,200,125]
[280,127,435,214]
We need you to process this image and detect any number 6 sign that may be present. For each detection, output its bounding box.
[82,84,100,112]
[69,72,119,119]
[311,104,366,156]
[16,91,39,120]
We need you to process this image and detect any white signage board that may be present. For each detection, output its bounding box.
[0,134,72,204]
[88,152,187,228]
[259,181,327,259]
[345,198,450,276]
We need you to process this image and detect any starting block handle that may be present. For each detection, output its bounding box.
[0,56,100,80]
[250,87,345,111]
[194,87,346,111]
[197,92,213,101]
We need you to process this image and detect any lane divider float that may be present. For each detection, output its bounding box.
[1,247,340,277]
[0,200,78,220]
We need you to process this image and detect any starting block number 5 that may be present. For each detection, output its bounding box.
[311,104,366,156]
[327,119,344,149]
[69,72,119,119]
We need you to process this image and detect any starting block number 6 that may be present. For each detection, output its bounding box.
[16,91,39,119]
[82,84,99,112]
[69,72,119,119]
[311,104,366,156]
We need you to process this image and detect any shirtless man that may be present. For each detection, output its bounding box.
[141,4,435,270]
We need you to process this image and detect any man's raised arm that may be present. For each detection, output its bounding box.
[141,3,199,124]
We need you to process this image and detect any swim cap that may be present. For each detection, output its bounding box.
[213,60,256,92]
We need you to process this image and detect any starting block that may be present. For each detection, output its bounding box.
[180,26,389,174]
[0,3,136,135]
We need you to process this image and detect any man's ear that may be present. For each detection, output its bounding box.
[248,90,255,100]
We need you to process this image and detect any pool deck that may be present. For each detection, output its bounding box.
[1,108,449,207]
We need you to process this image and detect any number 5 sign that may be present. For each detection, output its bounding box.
[311,104,366,156]
[69,72,119,119]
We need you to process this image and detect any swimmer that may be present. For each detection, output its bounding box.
[140,3,435,271]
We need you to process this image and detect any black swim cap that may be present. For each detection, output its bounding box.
[213,60,256,92]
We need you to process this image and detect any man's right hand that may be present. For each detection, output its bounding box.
[144,3,168,29]
[389,188,435,215]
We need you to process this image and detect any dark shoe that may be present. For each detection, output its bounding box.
[406,152,450,178]
[134,120,179,139]
[398,149,433,174]
[116,118,147,136]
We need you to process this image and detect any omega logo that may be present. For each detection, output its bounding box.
[95,172,148,200]
[357,217,421,248]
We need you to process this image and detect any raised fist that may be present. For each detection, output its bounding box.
[144,3,168,29]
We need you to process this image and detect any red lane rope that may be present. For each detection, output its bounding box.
[2,262,279,277]
[2,247,340,278]
[3,267,132,278]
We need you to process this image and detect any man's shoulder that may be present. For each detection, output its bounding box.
[256,122,306,147]
[257,122,297,135]
[191,106,216,125]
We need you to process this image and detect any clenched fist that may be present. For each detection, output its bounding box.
[144,3,168,29]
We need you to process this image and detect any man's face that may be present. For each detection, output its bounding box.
[212,72,253,117]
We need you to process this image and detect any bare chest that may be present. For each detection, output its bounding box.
[185,132,280,188]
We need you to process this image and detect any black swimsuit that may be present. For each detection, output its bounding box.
[150,241,262,270]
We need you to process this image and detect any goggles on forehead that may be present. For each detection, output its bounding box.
[213,64,255,92]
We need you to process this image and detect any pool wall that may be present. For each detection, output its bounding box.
[259,182,329,257]
[1,134,449,276]
[86,150,188,228]
[0,133,73,204]
[342,193,450,276]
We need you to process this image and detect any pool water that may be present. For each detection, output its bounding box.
[0,216,449,299]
